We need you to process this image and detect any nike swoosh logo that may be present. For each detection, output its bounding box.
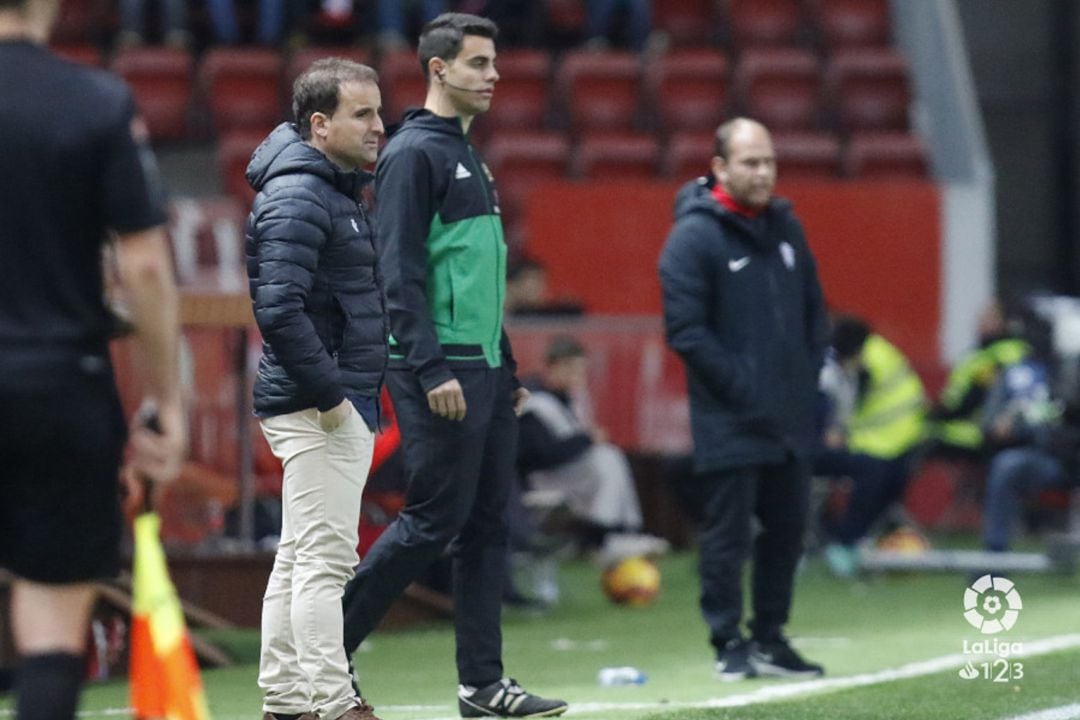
[728,256,751,272]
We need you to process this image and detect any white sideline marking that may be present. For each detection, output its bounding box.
[1003,704,1080,720]
[4,634,1077,719]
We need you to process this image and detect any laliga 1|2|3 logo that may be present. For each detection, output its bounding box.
[958,574,1025,683]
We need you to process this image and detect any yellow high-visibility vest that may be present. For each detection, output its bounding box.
[847,334,926,459]
[930,338,1030,450]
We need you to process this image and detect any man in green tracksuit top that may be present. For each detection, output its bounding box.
[340,13,567,719]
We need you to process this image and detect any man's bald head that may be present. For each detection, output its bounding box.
[711,118,777,210]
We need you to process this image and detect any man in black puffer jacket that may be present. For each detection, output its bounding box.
[245,59,386,720]
[659,117,828,683]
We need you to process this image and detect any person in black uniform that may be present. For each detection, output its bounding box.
[659,117,828,681]
[340,13,567,719]
[0,1,185,718]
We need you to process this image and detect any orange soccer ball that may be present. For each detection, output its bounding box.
[601,556,661,607]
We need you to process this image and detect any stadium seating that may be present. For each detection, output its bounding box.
[733,47,822,130]
[484,131,570,230]
[111,47,194,143]
[825,48,911,132]
[379,49,428,126]
[843,131,929,178]
[216,130,267,205]
[773,131,842,178]
[726,0,806,48]
[573,132,661,180]
[663,130,714,179]
[50,43,103,67]
[556,51,642,134]
[814,0,891,50]
[51,0,105,44]
[285,47,373,96]
[198,48,285,136]
[483,49,552,133]
[647,48,729,135]
[653,0,718,46]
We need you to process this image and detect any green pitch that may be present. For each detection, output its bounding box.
[5,550,1079,719]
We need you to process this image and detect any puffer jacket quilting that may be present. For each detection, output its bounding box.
[244,122,387,417]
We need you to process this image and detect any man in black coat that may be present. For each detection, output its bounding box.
[245,58,386,720]
[658,117,828,681]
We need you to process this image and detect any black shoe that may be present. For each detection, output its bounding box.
[750,638,824,678]
[458,678,568,718]
[714,638,757,682]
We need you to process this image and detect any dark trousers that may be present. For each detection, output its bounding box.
[698,457,810,653]
[815,449,914,545]
[342,367,515,686]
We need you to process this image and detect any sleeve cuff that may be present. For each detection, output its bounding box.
[418,363,456,394]
[315,388,346,412]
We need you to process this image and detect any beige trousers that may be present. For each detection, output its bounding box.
[258,406,373,720]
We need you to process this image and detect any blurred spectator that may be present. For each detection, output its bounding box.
[376,0,447,49]
[815,315,926,577]
[979,311,1078,552]
[584,0,653,52]
[927,298,1031,458]
[207,0,297,45]
[504,256,585,317]
[117,0,190,48]
[518,335,669,563]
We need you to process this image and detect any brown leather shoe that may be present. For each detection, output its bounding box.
[335,700,381,720]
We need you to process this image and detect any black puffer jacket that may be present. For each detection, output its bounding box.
[245,123,387,417]
[659,177,828,473]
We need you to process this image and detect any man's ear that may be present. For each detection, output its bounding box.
[309,111,330,140]
[710,156,727,185]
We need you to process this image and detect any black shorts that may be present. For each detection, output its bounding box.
[0,354,127,584]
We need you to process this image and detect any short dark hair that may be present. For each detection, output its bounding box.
[831,315,871,360]
[292,58,379,140]
[507,256,545,282]
[417,12,498,80]
[545,335,586,366]
[0,0,28,8]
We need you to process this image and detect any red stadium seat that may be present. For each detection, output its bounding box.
[773,131,842,178]
[50,43,103,67]
[546,0,587,36]
[647,48,729,135]
[653,0,718,46]
[825,48,911,132]
[814,0,891,50]
[286,47,373,95]
[726,0,806,48]
[216,130,267,206]
[573,132,660,180]
[484,131,570,231]
[379,50,428,126]
[51,0,105,43]
[663,130,715,179]
[843,132,929,178]
[733,47,822,130]
[482,49,552,132]
[198,48,285,136]
[167,196,248,280]
[111,47,194,143]
[556,51,642,134]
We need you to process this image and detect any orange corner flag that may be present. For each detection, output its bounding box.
[130,512,212,720]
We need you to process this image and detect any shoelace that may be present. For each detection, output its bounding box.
[485,679,528,714]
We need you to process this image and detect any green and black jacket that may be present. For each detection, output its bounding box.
[375,108,518,392]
